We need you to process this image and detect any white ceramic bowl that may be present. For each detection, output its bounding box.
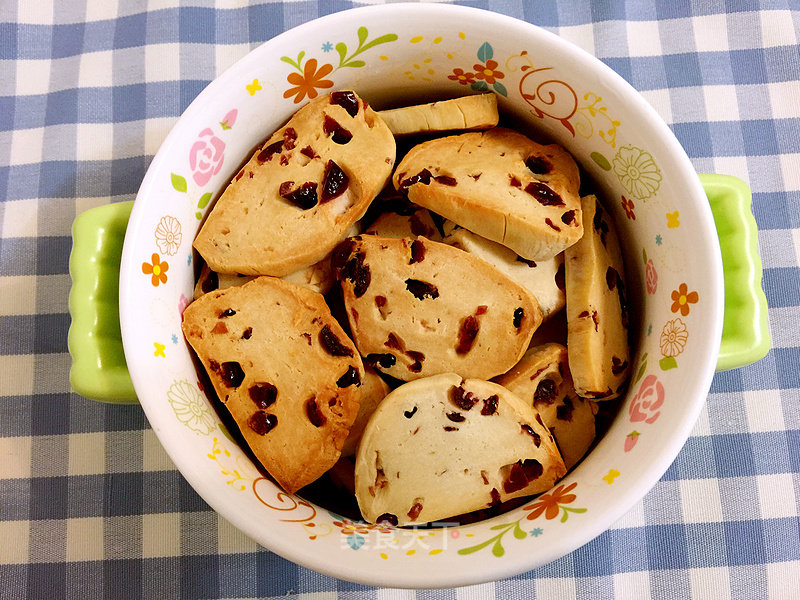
[119,4,723,588]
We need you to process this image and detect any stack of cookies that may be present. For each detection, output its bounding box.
[182,91,630,524]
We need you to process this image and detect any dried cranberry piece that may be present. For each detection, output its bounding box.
[318,325,354,357]
[611,356,628,375]
[489,488,501,507]
[331,238,357,274]
[235,170,244,181]
[516,256,537,267]
[248,412,277,435]
[481,394,498,416]
[320,160,349,203]
[509,175,522,188]
[544,218,561,231]
[399,169,432,189]
[375,295,387,307]
[502,459,543,493]
[593,202,609,245]
[443,426,458,432]
[407,501,423,521]
[525,156,551,174]
[592,310,599,331]
[456,315,480,354]
[578,310,590,318]
[450,385,478,411]
[409,239,426,264]
[476,305,488,315]
[446,412,465,423]
[256,140,284,164]
[249,382,277,409]
[300,145,318,159]
[283,127,297,150]
[241,327,253,340]
[323,115,353,144]
[520,458,543,481]
[331,90,359,117]
[405,279,439,300]
[336,249,371,298]
[556,397,574,422]
[377,513,398,526]
[606,266,618,291]
[209,360,220,373]
[220,362,245,388]
[435,175,457,186]
[403,406,417,418]
[336,365,361,388]
[385,333,403,350]
[280,181,318,210]
[211,322,227,334]
[406,350,425,373]
[525,181,564,206]
[521,424,541,446]
[306,397,327,427]
[534,379,557,405]
[220,308,236,317]
[409,213,431,237]
[561,210,576,225]
[555,263,565,290]
[513,307,524,329]
[365,353,396,369]
[201,271,219,293]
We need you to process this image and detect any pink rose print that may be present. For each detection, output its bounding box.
[189,128,225,187]
[628,374,664,424]
[178,294,190,316]
[646,259,658,294]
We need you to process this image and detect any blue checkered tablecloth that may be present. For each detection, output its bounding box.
[1,1,798,598]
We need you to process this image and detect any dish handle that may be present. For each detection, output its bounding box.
[700,174,771,371]
[66,176,770,403]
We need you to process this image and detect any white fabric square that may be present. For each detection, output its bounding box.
[217,516,258,555]
[744,388,786,433]
[557,24,595,56]
[145,43,180,82]
[0,521,30,564]
[702,85,739,122]
[767,307,800,349]
[144,117,177,158]
[9,127,45,166]
[215,44,251,77]
[691,14,730,52]
[757,473,798,519]
[535,577,576,599]
[0,355,34,396]
[142,513,181,558]
[78,50,114,88]
[142,428,177,471]
[17,0,53,24]
[689,567,732,600]
[794,230,800,271]
[613,570,651,600]
[14,60,52,96]
[759,230,797,270]
[710,156,750,186]
[75,122,114,161]
[84,0,120,22]
[0,435,32,479]
[0,276,37,316]
[691,403,712,436]
[780,154,800,191]
[759,10,797,48]
[66,517,105,562]
[67,432,106,476]
[625,19,662,57]
[640,88,673,125]
[767,81,800,119]
[679,478,724,523]
[455,583,496,600]
[1,198,39,238]
[767,561,800,600]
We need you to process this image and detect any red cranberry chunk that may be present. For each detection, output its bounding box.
[525,181,564,206]
[443,426,458,432]
[318,324,354,357]
[331,91,359,117]
[534,379,557,405]
[249,382,277,409]
[456,315,480,354]
[220,362,245,388]
[399,169,432,189]
[323,115,353,144]
[489,488,501,507]
[337,250,371,298]
[331,238,357,273]
[211,322,228,334]
[513,307,524,329]
[375,295,387,307]
[248,411,277,435]
[377,513,398,526]
[241,327,253,340]
[450,385,479,411]
[407,501,423,521]
[555,263,565,290]
[409,239,426,264]
[405,279,439,300]
[365,352,397,369]
[502,462,528,493]
[320,160,349,203]
[336,365,361,388]
[476,305,488,315]
[300,145,318,159]
[280,181,318,210]
[406,350,425,373]
[446,412,465,423]
[521,424,542,446]
[306,397,327,427]
[525,156,552,174]
[385,333,403,350]
[545,218,561,231]
[256,140,284,164]
[611,356,628,375]
[509,175,522,188]
[201,270,218,293]
[556,396,575,421]
[283,127,297,150]
[606,266,618,291]
[220,308,236,317]
[434,175,457,186]
[481,394,498,416]
[561,210,576,225]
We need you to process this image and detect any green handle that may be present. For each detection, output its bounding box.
[700,174,771,371]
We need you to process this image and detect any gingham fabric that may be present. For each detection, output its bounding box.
[1,1,799,598]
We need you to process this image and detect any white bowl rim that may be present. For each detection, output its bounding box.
[120,2,724,588]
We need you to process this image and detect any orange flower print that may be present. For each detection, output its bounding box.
[472,59,504,84]
[621,195,635,220]
[524,482,578,520]
[283,59,334,104]
[670,283,698,316]
[142,253,169,287]
[448,68,476,85]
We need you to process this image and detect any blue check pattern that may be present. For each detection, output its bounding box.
[1,1,799,598]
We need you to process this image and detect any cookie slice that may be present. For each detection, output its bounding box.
[333,235,542,381]
[376,94,499,136]
[364,207,441,241]
[193,259,334,300]
[354,373,566,525]
[341,366,390,457]
[494,343,597,470]
[443,226,565,320]
[181,276,364,493]
[194,91,395,277]
[565,195,630,400]
[393,128,582,261]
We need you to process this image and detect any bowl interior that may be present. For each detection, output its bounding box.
[119,4,723,588]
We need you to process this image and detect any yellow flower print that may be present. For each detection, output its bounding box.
[142,253,169,286]
[246,79,262,95]
[667,211,680,228]
[613,145,662,200]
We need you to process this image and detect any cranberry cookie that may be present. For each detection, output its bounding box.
[376,94,498,136]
